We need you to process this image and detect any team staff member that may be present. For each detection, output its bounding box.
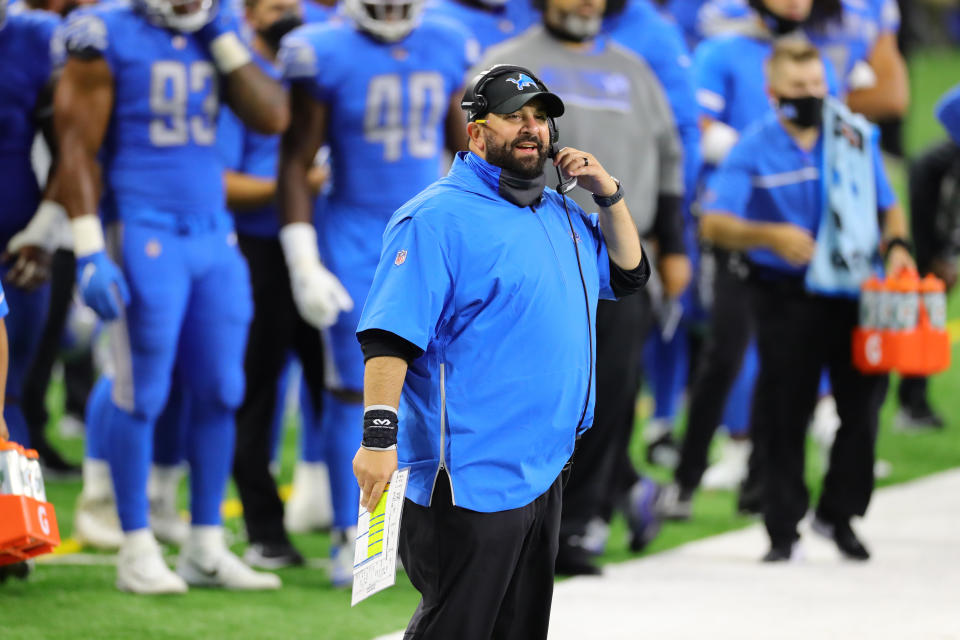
[353,65,648,639]
[700,41,913,562]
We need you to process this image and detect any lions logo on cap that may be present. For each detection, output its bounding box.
[506,74,538,90]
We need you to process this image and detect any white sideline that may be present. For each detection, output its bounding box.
[374,470,960,640]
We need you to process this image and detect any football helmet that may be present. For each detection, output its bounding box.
[343,0,425,42]
[133,0,215,33]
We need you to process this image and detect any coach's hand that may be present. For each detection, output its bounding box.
[279,222,353,329]
[354,447,398,514]
[76,251,130,321]
[552,146,619,199]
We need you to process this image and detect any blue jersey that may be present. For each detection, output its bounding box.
[302,0,336,23]
[0,281,8,318]
[63,2,225,225]
[0,7,60,247]
[694,33,839,132]
[605,0,700,201]
[279,17,475,214]
[703,114,895,275]
[807,0,900,88]
[217,51,283,238]
[424,0,535,53]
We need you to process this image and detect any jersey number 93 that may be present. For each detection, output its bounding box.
[149,60,218,147]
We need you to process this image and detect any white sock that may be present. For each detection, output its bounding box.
[645,418,673,443]
[81,458,115,501]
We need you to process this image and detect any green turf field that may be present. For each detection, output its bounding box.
[3,50,960,640]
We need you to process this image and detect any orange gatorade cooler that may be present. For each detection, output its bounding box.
[0,441,60,566]
[919,274,950,374]
[853,276,891,373]
[890,269,924,375]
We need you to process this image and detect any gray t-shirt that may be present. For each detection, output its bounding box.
[477,26,684,234]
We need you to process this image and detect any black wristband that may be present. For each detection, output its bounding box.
[592,177,624,208]
[361,406,399,451]
[883,237,914,260]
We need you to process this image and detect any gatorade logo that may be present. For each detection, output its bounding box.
[38,505,50,536]
[865,334,882,366]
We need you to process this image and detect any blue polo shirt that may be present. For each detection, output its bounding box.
[357,151,615,513]
[936,84,960,144]
[703,114,895,275]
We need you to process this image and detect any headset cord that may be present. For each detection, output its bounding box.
[555,166,594,435]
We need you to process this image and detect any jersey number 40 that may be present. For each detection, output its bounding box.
[149,60,219,147]
[364,72,445,162]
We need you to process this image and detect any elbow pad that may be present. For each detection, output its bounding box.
[701,121,739,165]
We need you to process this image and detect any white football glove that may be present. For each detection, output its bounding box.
[279,222,353,330]
[6,200,72,254]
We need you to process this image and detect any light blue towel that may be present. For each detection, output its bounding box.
[805,97,880,298]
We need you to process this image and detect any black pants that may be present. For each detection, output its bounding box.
[560,293,651,538]
[23,249,95,438]
[749,279,887,546]
[232,234,326,545]
[401,471,562,640]
[675,250,753,491]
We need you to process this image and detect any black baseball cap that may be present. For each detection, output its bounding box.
[463,65,565,121]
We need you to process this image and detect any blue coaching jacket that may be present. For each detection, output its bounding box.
[358,151,616,513]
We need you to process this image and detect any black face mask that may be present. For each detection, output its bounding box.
[777,95,824,128]
[258,13,303,51]
[755,3,804,35]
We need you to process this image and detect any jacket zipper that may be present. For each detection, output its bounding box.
[430,362,456,506]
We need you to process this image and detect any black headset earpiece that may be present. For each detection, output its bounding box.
[546,117,560,158]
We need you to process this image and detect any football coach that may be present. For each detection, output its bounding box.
[351,64,649,639]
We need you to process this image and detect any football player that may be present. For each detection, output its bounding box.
[276,0,476,585]
[55,0,288,593]
[0,0,63,452]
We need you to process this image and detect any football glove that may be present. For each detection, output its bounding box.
[279,222,353,330]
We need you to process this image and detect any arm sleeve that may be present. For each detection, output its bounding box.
[356,215,454,352]
[878,0,901,34]
[582,210,616,301]
[0,282,8,318]
[608,248,651,298]
[651,193,686,254]
[701,140,754,217]
[936,84,960,145]
[357,328,425,363]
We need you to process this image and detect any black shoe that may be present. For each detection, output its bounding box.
[645,432,680,469]
[812,516,870,561]
[0,561,33,583]
[243,540,306,569]
[35,442,81,481]
[762,541,800,563]
[895,402,945,431]
[555,541,602,576]
[736,479,763,516]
